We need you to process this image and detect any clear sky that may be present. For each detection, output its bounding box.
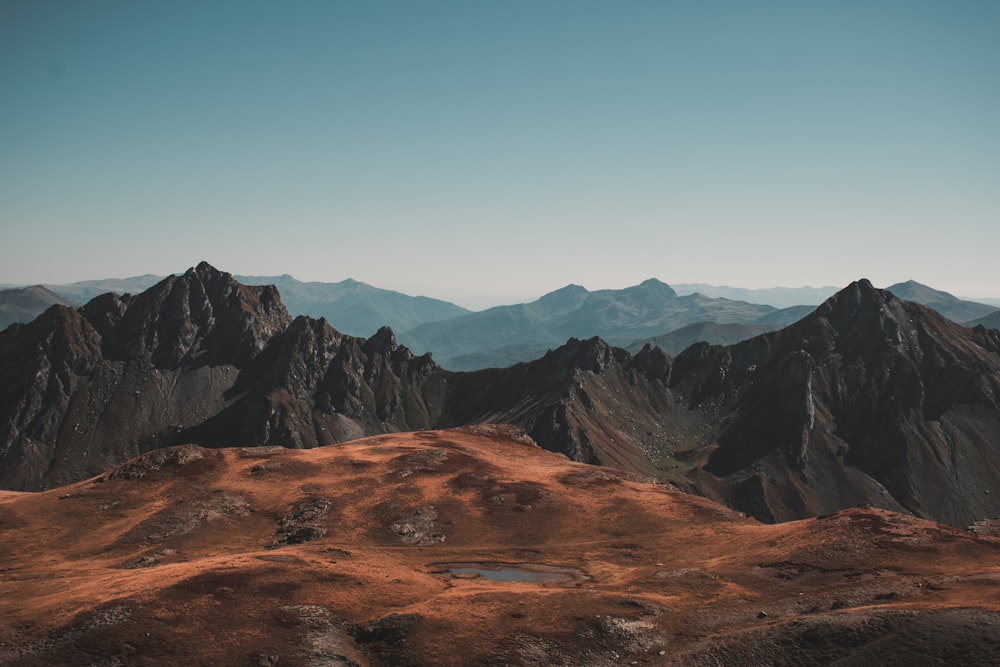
[2,1,998,309]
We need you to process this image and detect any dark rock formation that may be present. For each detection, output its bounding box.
[3,266,1000,530]
[670,280,1000,526]
[0,263,292,489]
[438,337,675,472]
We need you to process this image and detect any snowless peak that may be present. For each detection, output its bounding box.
[809,278,896,325]
[193,261,222,275]
[637,278,678,298]
[538,284,589,309]
[546,284,587,296]
[364,325,398,353]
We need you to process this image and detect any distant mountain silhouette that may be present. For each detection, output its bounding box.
[887,280,998,324]
[235,273,469,337]
[627,321,779,356]
[0,275,165,330]
[399,278,803,370]
[0,285,75,329]
[968,311,1000,330]
[45,274,166,303]
[3,265,1000,530]
[672,283,839,308]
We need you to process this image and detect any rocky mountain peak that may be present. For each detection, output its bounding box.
[637,277,678,298]
[794,279,913,352]
[813,278,888,313]
[537,284,589,312]
[4,268,1000,532]
[95,262,291,368]
[541,336,627,374]
[664,277,1000,526]
[362,326,398,356]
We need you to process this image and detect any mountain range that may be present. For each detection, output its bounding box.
[0,273,468,340]
[671,283,840,307]
[0,285,73,330]
[398,279,811,370]
[971,311,1000,330]
[3,273,996,375]
[3,262,1000,530]
[234,273,470,337]
[885,280,999,324]
[4,262,1000,664]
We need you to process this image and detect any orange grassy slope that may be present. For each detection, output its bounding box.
[2,425,999,665]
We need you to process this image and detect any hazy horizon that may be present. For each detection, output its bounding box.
[3,1,998,306]
[3,262,999,312]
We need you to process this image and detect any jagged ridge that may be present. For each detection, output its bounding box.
[2,268,1000,530]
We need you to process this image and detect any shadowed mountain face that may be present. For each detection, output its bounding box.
[5,430,1000,666]
[0,263,295,490]
[0,273,468,340]
[3,265,1000,530]
[669,280,1000,527]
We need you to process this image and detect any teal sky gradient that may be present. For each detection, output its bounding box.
[2,0,998,308]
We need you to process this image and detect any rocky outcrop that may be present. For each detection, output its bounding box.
[670,280,1000,526]
[3,267,1000,530]
[0,263,439,490]
[438,337,675,471]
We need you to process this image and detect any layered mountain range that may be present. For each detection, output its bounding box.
[4,273,996,374]
[398,279,811,370]
[0,285,74,330]
[3,262,1000,530]
[234,273,470,337]
[886,280,999,324]
[0,273,468,340]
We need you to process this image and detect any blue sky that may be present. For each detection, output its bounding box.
[1,0,998,308]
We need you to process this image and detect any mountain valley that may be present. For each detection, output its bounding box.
[2,263,1000,663]
[3,274,995,377]
[3,263,1000,531]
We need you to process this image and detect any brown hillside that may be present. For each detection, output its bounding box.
[2,427,999,665]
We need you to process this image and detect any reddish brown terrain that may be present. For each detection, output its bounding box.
[2,426,1000,665]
